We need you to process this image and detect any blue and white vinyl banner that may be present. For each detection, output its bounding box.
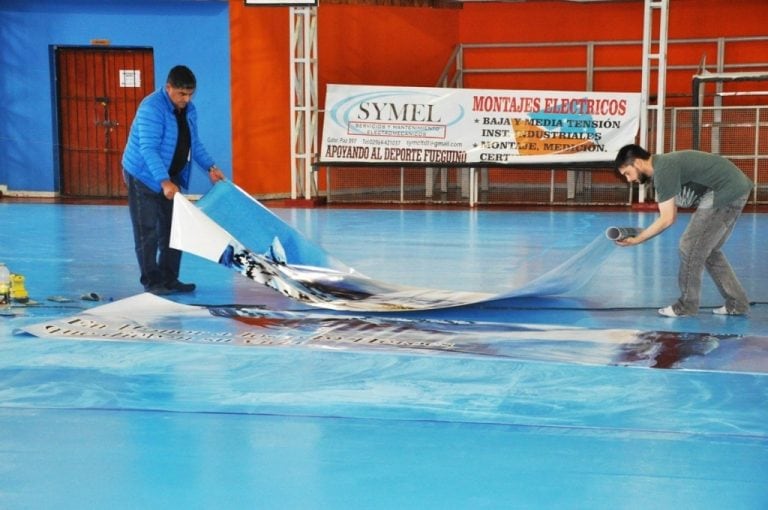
[166,182,616,312]
[320,84,641,165]
[20,292,734,372]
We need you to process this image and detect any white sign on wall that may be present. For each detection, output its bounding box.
[320,84,641,166]
[119,70,141,88]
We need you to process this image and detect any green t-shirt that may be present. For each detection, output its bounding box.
[652,150,753,208]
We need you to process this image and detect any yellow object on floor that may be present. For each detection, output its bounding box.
[10,273,29,303]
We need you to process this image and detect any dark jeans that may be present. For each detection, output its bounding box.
[675,193,750,315]
[126,173,181,290]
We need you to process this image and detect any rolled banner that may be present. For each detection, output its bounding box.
[605,226,642,241]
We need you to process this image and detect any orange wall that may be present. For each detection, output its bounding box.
[459,0,767,46]
[230,5,291,196]
[318,5,459,90]
[231,3,457,196]
[231,0,768,196]
[458,0,768,99]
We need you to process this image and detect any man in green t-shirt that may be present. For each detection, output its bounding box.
[613,144,753,317]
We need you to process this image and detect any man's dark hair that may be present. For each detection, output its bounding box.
[614,144,651,170]
[167,65,196,89]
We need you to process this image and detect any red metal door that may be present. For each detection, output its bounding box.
[56,47,154,198]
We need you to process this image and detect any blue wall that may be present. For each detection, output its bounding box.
[0,0,231,195]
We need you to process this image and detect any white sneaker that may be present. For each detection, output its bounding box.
[712,306,746,316]
[658,305,685,317]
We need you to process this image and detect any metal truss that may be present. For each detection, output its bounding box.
[289,6,318,200]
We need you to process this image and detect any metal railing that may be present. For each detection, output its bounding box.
[322,105,768,207]
[437,36,768,94]
[665,105,768,204]
[318,37,768,207]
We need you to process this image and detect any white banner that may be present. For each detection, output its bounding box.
[165,182,618,312]
[320,84,641,166]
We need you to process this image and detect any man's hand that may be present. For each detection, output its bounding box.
[208,166,225,183]
[616,236,641,246]
[161,180,179,200]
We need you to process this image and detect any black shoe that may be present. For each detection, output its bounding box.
[166,280,196,293]
[146,284,173,296]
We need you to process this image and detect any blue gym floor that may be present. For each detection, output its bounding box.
[1,198,766,509]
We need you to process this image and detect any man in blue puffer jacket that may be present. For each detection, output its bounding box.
[122,65,225,295]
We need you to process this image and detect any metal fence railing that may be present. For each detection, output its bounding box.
[664,106,768,204]
[319,105,767,207]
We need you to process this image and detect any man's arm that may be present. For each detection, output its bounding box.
[617,197,677,246]
[135,98,171,186]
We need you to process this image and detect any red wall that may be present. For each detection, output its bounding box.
[458,0,768,98]
[231,0,768,196]
[230,5,291,195]
[231,3,457,195]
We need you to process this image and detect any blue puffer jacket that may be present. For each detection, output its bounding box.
[122,87,215,192]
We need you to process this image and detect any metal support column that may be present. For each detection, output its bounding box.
[638,0,669,202]
[289,7,318,200]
